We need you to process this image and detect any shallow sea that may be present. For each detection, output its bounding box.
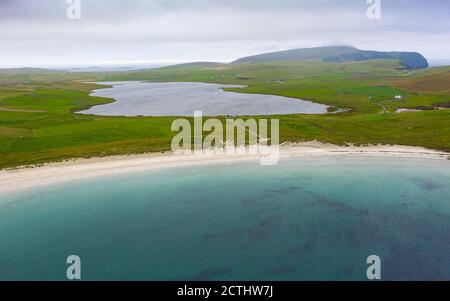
[1,157,450,280]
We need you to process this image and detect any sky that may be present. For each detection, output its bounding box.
[0,0,449,68]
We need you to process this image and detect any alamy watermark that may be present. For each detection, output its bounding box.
[366,0,381,20]
[66,0,82,20]
[64,254,380,280]
[366,255,381,280]
[66,255,81,280]
[171,111,280,165]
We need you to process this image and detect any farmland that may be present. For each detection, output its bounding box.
[0,59,449,169]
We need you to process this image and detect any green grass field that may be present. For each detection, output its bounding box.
[0,59,449,169]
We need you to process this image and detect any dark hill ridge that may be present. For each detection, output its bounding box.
[232,46,429,69]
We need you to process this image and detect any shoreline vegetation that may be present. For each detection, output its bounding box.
[0,142,449,196]
[1,58,450,170]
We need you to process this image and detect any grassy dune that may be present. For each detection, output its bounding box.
[0,60,449,169]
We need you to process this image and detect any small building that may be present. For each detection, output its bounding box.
[394,95,403,100]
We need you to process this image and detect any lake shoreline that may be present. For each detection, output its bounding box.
[0,142,449,196]
[81,81,329,116]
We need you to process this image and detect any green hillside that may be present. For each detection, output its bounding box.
[232,46,429,69]
[0,60,449,169]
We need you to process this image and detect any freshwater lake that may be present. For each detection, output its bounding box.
[1,157,450,280]
[81,81,329,116]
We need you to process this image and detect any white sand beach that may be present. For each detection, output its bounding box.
[0,142,449,195]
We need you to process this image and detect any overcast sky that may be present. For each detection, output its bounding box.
[1,0,449,68]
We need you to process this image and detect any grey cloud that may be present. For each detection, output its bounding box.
[0,0,449,67]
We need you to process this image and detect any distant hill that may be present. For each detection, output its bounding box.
[160,62,226,69]
[0,67,62,75]
[232,46,428,69]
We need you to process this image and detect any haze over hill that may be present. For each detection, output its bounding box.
[232,46,429,69]
[0,46,432,74]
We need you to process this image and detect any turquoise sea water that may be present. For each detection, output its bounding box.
[1,157,450,280]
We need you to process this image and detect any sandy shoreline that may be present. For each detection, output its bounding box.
[1,142,449,195]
